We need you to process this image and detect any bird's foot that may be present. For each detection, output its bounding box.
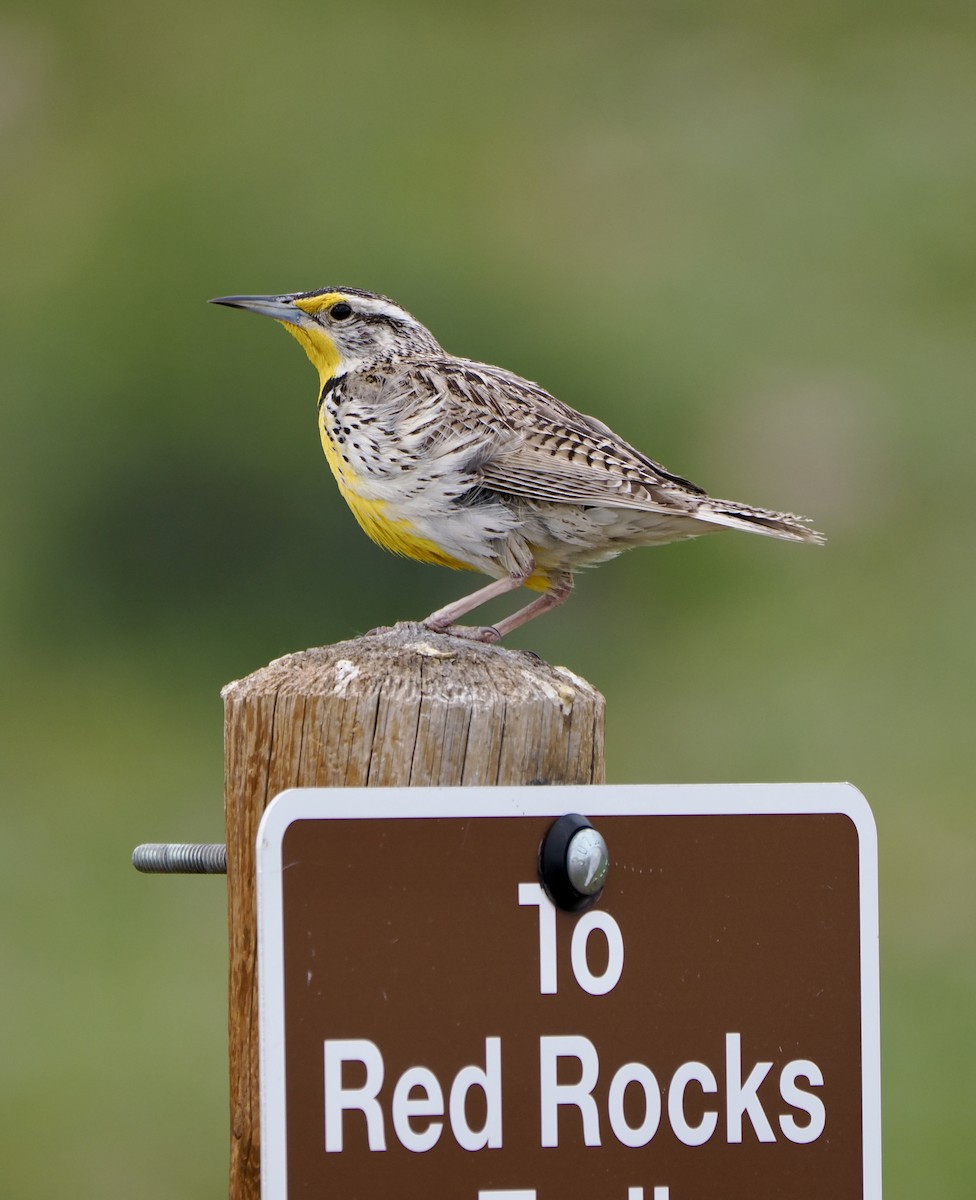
[423,620,502,644]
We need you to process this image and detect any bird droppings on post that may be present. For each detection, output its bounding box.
[533,675,577,716]
[331,658,361,697]
[402,640,458,660]
[552,665,591,691]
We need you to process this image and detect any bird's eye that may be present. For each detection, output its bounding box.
[330,302,353,320]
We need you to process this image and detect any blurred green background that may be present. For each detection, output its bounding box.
[2,0,973,1194]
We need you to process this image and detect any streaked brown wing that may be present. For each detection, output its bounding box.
[435,358,708,512]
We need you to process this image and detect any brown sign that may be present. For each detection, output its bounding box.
[257,785,880,1199]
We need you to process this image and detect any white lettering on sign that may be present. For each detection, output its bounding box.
[725,1032,775,1143]
[450,1037,503,1151]
[779,1060,827,1142]
[392,1066,443,1152]
[539,1035,602,1147]
[667,1061,719,1147]
[324,1038,502,1153]
[324,1039,387,1152]
[478,1191,670,1199]
[519,882,624,996]
[320,877,831,1198]
[518,883,557,993]
[608,1063,662,1147]
[532,1031,826,1152]
[570,910,625,995]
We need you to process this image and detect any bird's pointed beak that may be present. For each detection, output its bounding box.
[208,293,305,327]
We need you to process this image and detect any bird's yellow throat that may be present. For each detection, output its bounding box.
[273,310,349,490]
[278,319,342,384]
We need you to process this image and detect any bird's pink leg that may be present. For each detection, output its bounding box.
[423,574,527,635]
[424,571,573,643]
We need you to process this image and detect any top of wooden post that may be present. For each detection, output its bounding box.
[222,621,605,789]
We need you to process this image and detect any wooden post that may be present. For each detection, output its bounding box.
[222,621,605,1199]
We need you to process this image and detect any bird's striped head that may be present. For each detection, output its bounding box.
[209,287,442,385]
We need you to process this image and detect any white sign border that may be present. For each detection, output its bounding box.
[256,782,880,1199]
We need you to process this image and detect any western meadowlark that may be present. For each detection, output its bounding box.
[210,287,822,642]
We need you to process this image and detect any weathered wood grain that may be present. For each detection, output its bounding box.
[223,622,605,1199]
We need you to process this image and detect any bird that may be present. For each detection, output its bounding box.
[210,287,823,642]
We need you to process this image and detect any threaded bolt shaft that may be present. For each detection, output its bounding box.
[132,843,227,874]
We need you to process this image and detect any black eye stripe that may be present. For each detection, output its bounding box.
[331,302,353,320]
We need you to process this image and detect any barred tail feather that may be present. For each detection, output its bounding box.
[694,500,825,544]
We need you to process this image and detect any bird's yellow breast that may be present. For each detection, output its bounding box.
[316,416,472,570]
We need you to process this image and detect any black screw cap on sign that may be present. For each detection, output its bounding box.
[539,812,605,912]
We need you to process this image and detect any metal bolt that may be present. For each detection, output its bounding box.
[132,843,227,874]
[566,826,610,895]
[539,813,609,911]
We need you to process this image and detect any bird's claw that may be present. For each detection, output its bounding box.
[423,621,502,644]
